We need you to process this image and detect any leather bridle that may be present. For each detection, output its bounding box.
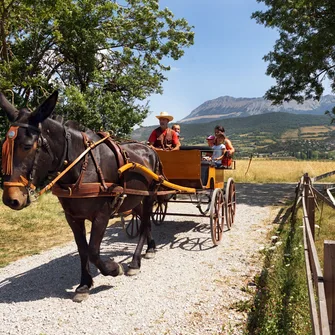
[2,122,73,202]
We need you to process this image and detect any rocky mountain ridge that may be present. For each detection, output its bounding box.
[181,95,335,124]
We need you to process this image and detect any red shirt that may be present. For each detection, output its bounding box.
[148,128,179,146]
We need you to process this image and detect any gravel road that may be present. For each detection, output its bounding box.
[0,183,296,335]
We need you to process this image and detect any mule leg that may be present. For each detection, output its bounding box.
[88,211,123,277]
[128,197,154,275]
[144,230,157,259]
[65,214,92,301]
[133,198,156,260]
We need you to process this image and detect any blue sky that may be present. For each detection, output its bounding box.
[142,0,279,126]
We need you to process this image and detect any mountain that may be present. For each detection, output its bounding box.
[180,95,335,124]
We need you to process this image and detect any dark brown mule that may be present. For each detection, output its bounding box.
[0,91,161,301]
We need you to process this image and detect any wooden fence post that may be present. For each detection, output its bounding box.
[291,181,301,223]
[324,241,335,335]
[305,174,315,240]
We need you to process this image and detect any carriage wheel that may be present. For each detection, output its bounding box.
[120,211,141,239]
[225,178,236,229]
[209,188,225,246]
[197,191,212,215]
[151,198,168,226]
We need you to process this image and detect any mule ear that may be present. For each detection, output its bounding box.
[31,91,59,123]
[0,92,19,122]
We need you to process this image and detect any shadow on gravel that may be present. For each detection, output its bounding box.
[153,220,218,252]
[0,218,212,303]
[236,183,296,207]
[0,222,139,303]
[0,251,91,303]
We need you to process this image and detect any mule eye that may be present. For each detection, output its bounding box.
[23,144,33,151]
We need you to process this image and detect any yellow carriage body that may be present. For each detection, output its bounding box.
[157,150,225,190]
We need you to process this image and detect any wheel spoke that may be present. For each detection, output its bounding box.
[123,212,141,239]
[151,200,167,226]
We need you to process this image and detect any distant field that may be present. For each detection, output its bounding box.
[282,125,335,140]
[224,159,335,183]
[300,125,335,134]
[281,129,299,139]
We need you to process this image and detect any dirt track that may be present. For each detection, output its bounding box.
[0,183,296,335]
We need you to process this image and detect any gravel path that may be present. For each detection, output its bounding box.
[0,183,296,335]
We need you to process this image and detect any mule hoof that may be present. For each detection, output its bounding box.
[144,251,156,259]
[73,285,89,303]
[117,263,124,276]
[109,261,124,277]
[126,267,140,276]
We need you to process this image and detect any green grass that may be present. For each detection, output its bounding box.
[0,192,73,267]
[245,207,312,335]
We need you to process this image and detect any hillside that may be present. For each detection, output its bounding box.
[131,112,335,159]
[180,95,335,124]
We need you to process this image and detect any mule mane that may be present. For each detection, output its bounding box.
[64,120,87,132]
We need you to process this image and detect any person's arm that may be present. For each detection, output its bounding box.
[148,131,163,150]
[171,142,180,151]
[171,130,180,151]
[226,138,235,155]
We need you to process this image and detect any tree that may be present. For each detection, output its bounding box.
[252,1,335,121]
[0,0,194,137]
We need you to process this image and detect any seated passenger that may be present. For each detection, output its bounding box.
[148,112,180,151]
[211,133,227,167]
[172,123,181,146]
[203,135,215,161]
[214,125,235,167]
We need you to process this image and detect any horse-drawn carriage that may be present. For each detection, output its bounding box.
[121,146,236,246]
[0,91,236,300]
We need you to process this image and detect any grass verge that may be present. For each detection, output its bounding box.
[0,192,73,267]
[314,203,335,269]
[245,206,312,335]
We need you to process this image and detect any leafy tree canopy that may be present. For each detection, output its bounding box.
[252,1,335,111]
[0,0,194,136]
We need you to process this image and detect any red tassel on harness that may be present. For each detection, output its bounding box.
[2,126,19,175]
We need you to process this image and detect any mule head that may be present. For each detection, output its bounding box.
[1,91,58,210]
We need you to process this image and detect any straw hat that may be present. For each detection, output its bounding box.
[156,111,174,122]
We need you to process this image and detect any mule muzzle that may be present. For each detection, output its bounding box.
[2,186,29,210]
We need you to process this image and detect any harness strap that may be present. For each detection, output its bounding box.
[83,133,108,191]
[4,175,36,190]
[53,127,71,173]
[70,133,90,192]
[97,132,129,168]
[12,122,40,133]
[52,182,124,198]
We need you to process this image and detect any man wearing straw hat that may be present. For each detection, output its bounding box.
[148,111,180,151]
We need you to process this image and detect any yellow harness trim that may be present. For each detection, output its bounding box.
[118,162,196,193]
